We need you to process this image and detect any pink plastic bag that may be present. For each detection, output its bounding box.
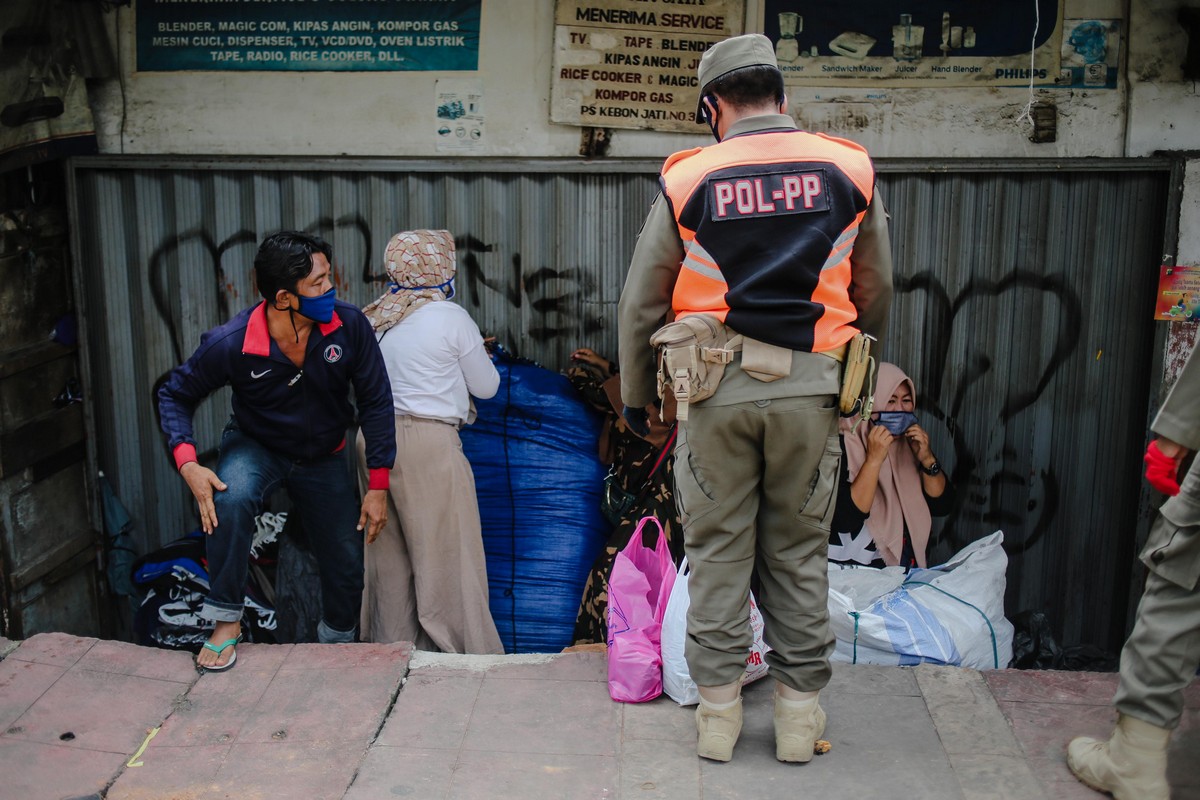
[607,516,676,702]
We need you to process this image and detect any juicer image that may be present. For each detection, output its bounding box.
[893,13,924,61]
[775,12,801,62]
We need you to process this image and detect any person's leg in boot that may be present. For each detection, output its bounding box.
[758,396,838,762]
[1068,714,1170,800]
[696,680,744,762]
[774,682,826,762]
[1068,564,1200,800]
[676,403,761,762]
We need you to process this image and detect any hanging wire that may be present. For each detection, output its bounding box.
[1015,0,1042,131]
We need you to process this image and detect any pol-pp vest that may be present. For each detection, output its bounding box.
[660,128,875,353]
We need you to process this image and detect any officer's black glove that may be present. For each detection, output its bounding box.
[622,405,650,437]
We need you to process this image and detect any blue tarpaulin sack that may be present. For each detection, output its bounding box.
[460,349,608,653]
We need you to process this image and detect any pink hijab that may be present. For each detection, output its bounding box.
[839,362,932,567]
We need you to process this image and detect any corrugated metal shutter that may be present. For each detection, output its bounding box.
[69,158,1171,652]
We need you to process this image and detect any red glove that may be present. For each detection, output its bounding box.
[1144,440,1182,496]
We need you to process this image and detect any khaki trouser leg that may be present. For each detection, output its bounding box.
[1114,559,1200,729]
[678,394,838,690]
[757,398,839,692]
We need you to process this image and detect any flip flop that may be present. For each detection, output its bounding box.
[197,633,243,672]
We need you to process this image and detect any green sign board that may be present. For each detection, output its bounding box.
[136,0,480,72]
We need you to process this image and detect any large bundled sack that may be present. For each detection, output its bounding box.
[459,349,608,653]
[130,514,284,649]
[827,531,1014,669]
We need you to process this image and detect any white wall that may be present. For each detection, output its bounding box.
[88,0,1200,161]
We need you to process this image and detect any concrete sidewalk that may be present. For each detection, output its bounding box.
[1,633,1198,799]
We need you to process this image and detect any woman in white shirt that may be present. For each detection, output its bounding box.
[357,229,504,653]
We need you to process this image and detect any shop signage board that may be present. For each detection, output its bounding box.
[550,0,745,133]
[136,0,481,72]
[1156,266,1200,322]
[761,0,1063,87]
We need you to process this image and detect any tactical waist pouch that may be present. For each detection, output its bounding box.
[649,315,741,421]
[651,315,870,421]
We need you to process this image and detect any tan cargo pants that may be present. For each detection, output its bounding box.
[675,392,840,692]
[1115,461,1200,728]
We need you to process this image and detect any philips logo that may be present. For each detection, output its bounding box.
[710,168,829,221]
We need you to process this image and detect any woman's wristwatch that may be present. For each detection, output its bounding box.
[920,460,942,476]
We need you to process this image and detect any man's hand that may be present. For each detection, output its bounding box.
[358,488,388,544]
[571,348,614,375]
[1145,438,1188,496]
[622,405,650,437]
[180,461,227,535]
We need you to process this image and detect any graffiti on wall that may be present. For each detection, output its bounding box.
[895,269,1083,557]
[146,219,1099,564]
[147,223,606,365]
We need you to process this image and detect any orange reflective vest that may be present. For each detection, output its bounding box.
[660,128,875,353]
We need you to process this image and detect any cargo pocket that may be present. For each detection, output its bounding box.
[672,433,718,525]
[797,433,840,530]
[1140,509,1200,590]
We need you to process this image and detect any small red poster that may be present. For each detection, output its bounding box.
[1155,265,1200,322]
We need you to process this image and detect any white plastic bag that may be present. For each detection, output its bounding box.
[827,530,1014,669]
[661,558,772,706]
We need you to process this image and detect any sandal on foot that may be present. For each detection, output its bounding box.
[197,634,243,672]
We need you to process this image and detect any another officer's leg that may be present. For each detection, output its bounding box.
[1068,498,1200,799]
[757,393,839,761]
[677,400,761,761]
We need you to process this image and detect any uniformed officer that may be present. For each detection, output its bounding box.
[1068,342,1200,799]
[617,33,893,762]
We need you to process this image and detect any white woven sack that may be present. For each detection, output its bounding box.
[827,531,1014,669]
[661,558,771,706]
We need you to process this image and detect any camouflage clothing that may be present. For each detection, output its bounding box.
[567,358,683,645]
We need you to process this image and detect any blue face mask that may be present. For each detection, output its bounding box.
[295,287,337,324]
[872,411,919,436]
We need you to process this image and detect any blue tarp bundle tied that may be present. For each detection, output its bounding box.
[460,349,607,654]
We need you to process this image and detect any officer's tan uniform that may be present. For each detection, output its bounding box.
[1067,342,1200,799]
[1116,344,1200,727]
[617,111,893,695]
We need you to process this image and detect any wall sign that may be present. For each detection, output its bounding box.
[550,0,745,134]
[762,0,1063,87]
[1156,266,1200,322]
[136,0,480,72]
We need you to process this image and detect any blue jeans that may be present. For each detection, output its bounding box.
[203,417,362,641]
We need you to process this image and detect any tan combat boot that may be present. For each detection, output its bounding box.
[774,689,826,763]
[1067,713,1171,800]
[695,697,743,762]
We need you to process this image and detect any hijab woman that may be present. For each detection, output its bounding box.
[357,230,504,653]
[829,362,955,568]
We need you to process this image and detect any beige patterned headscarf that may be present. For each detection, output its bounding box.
[363,230,457,334]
